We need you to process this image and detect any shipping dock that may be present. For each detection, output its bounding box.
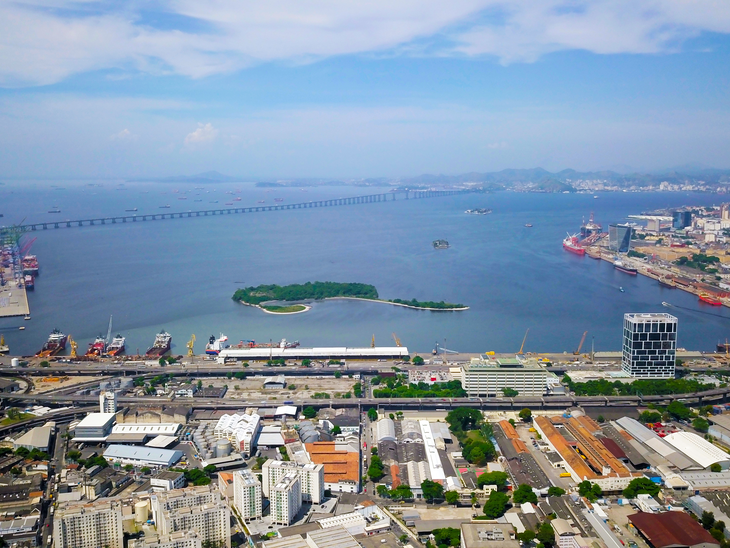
[0,233,31,318]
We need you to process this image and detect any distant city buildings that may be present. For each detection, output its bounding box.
[621,313,677,378]
[608,223,632,252]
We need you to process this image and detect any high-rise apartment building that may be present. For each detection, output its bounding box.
[270,472,301,526]
[621,313,677,378]
[233,469,262,520]
[262,460,324,504]
[151,485,231,548]
[100,391,117,414]
[53,499,124,548]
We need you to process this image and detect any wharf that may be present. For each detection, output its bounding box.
[0,280,30,318]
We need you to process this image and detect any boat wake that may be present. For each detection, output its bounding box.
[662,302,729,319]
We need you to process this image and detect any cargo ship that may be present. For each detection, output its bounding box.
[36,329,68,357]
[146,331,172,356]
[614,260,638,275]
[22,255,39,275]
[563,234,585,255]
[658,277,675,288]
[86,336,106,356]
[107,335,126,356]
[699,293,723,306]
[24,275,34,289]
[205,334,230,355]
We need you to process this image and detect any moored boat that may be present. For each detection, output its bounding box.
[86,335,106,356]
[563,234,585,255]
[36,329,68,357]
[205,334,229,355]
[614,260,638,275]
[146,330,172,356]
[107,335,126,356]
[24,275,34,289]
[699,293,723,306]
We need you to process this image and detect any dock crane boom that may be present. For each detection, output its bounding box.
[574,331,588,355]
[371,335,375,348]
[517,328,529,355]
[392,333,401,347]
[187,334,196,357]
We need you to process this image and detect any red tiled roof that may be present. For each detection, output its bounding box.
[600,438,627,460]
[629,512,718,548]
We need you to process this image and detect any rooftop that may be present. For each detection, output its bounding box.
[664,431,730,468]
[76,412,116,428]
[460,523,519,548]
[628,511,718,548]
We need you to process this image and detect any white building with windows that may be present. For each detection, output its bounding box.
[461,357,547,397]
[151,485,230,548]
[100,391,117,414]
[54,499,124,548]
[270,472,301,526]
[213,413,261,456]
[262,460,324,504]
[131,531,202,548]
[621,313,678,378]
[233,469,262,520]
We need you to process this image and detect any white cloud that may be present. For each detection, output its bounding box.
[1,1,730,86]
[110,128,134,140]
[183,122,218,146]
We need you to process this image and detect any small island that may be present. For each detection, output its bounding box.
[433,239,450,249]
[232,281,468,313]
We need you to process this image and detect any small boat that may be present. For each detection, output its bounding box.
[258,200,265,204]
[699,293,723,306]
[125,208,138,212]
[274,198,284,203]
[159,205,171,209]
[24,275,34,290]
[619,287,624,292]
[614,260,638,275]
[662,302,671,307]
[524,223,533,228]
[594,195,599,199]
[48,208,61,214]
[107,334,126,356]
[225,202,233,205]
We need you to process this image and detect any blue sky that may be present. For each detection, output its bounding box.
[1,1,730,179]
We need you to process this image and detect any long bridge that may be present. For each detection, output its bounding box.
[1,189,468,235]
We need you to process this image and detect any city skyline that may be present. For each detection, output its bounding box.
[0,2,729,178]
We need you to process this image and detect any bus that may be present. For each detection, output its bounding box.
[559,472,572,478]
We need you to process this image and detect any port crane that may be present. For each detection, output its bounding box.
[19,237,36,258]
[574,331,588,355]
[392,333,401,347]
[517,328,529,355]
[187,334,196,357]
[105,315,113,350]
[68,335,77,359]
[371,335,375,348]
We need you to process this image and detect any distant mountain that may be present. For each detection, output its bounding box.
[128,171,245,183]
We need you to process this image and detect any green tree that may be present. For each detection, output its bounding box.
[412,356,425,366]
[421,479,445,503]
[711,463,722,473]
[367,408,378,421]
[483,490,509,519]
[390,485,414,501]
[399,535,409,544]
[124,464,134,471]
[14,447,29,458]
[693,417,710,433]
[446,408,483,432]
[536,522,555,548]
[578,480,602,502]
[623,477,660,499]
[204,464,217,475]
[501,388,519,397]
[667,400,691,421]
[477,471,508,490]
[597,415,605,423]
[703,511,716,530]
[332,425,342,435]
[432,528,461,548]
[445,490,459,505]
[368,455,384,481]
[302,406,317,419]
[547,486,565,497]
[377,485,390,497]
[639,410,662,423]
[519,408,532,422]
[39,360,50,367]
[141,467,151,474]
[517,530,535,544]
[10,467,22,476]
[6,408,20,421]
[67,450,82,461]
[371,447,378,456]
[512,484,538,504]
[196,379,203,390]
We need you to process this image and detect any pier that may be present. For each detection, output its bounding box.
[0,189,468,236]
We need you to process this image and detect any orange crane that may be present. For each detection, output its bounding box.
[517,328,529,355]
[392,333,401,347]
[574,331,588,355]
[371,335,375,348]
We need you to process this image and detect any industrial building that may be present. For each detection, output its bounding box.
[270,472,301,526]
[73,412,116,442]
[103,445,184,468]
[305,442,360,493]
[233,469,263,520]
[628,511,719,548]
[264,376,287,390]
[461,357,547,397]
[213,412,261,456]
[621,313,677,378]
[13,425,52,452]
[534,414,638,491]
[664,431,730,470]
[551,519,589,548]
[150,485,231,548]
[262,460,324,504]
[687,496,730,539]
[150,471,186,492]
[106,423,182,445]
[53,499,124,548]
[218,346,410,361]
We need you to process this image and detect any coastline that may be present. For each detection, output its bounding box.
[235,296,469,314]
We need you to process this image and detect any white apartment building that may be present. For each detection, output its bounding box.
[461,357,547,397]
[552,519,589,548]
[622,313,677,378]
[151,485,231,548]
[270,472,301,526]
[131,531,202,548]
[53,499,124,548]
[213,413,261,456]
[233,469,263,520]
[100,391,117,414]
[262,460,324,504]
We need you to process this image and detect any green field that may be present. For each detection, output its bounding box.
[262,305,308,313]
[1,413,34,425]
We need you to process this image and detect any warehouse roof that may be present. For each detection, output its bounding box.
[111,423,181,435]
[664,431,730,469]
[307,526,360,548]
[146,435,179,448]
[264,376,287,386]
[628,511,718,548]
[219,346,409,359]
[76,413,116,428]
[275,405,297,416]
[103,445,183,465]
[615,417,699,470]
[14,426,52,449]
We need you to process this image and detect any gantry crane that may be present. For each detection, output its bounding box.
[574,331,588,355]
[392,333,401,347]
[187,334,196,357]
[517,328,529,355]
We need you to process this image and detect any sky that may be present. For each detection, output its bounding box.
[1,1,730,179]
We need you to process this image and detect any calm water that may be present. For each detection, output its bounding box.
[1,180,729,356]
